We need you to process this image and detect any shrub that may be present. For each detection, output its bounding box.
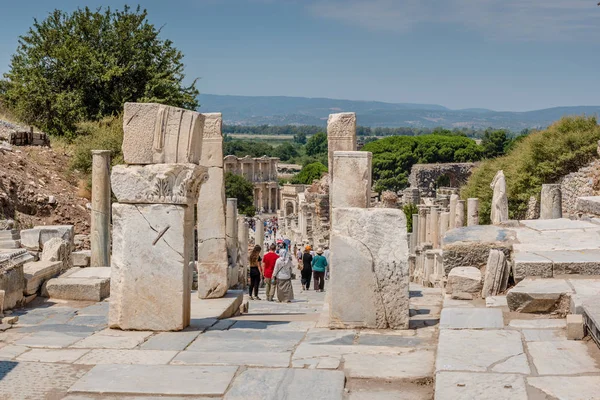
[290,162,328,184]
[462,116,600,223]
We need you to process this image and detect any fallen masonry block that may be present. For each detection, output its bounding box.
[507,278,572,314]
[582,296,600,348]
[447,267,482,294]
[23,260,62,295]
[46,277,110,302]
[0,230,19,240]
[0,239,21,249]
[41,238,72,272]
[20,225,75,251]
[72,250,91,267]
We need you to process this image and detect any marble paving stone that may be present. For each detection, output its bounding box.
[357,334,423,347]
[63,396,205,400]
[434,372,527,400]
[0,345,29,360]
[568,279,600,296]
[229,320,315,331]
[527,341,600,375]
[522,329,566,341]
[343,351,434,379]
[16,348,89,363]
[442,296,476,308]
[77,302,109,316]
[75,349,178,365]
[16,330,91,348]
[436,329,529,374]
[69,364,238,396]
[223,368,345,400]
[508,319,566,329]
[171,351,291,367]
[67,315,108,327]
[16,323,98,334]
[485,296,508,308]
[186,329,304,353]
[207,319,236,331]
[70,329,153,349]
[349,389,429,400]
[141,331,200,351]
[439,308,504,329]
[304,328,357,345]
[527,376,600,400]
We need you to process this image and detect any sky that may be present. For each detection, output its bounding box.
[0,0,599,111]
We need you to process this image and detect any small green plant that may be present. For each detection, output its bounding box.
[403,203,418,233]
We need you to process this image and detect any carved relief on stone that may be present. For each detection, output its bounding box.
[111,164,208,205]
[122,102,204,164]
[327,112,357,138]
[201,113,223,139]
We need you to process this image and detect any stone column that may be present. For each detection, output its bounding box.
[226,198,239,270]
[412,213,419,248]
[439,212,450,245]
[255,217,264,255]
[331,151,371,209]
[424,250,435,285]
[467,198,479,226]
[327,113,357,182]
[197,113,229,299]
[418,206,427,244]
[449,194,458,229]
[90,150,111,268]
[237,216,249,288]
[455,200,466,228]
[267,187,272,213]
[430,207,440,248]
[540,184,562,219]
[425,209,431,244]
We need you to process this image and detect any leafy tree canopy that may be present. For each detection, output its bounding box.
[225,172,255,217]
[290,162,328,185]
[305,132,328,156]
[2,5,198,136]
[362,134,484,193]
[481,129,514,159]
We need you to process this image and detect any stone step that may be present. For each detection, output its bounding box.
[0,239,21,249]
[582,296,600,349]
[45,267,111,301]
[507,277,600,314]
[0,230,19,240]
[23,260,62,295]
[513,249,600,281]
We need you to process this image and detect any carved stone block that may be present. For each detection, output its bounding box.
[111,164,208,205]
[122,102,204,164]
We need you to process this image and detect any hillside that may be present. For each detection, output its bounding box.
[198,94,600,130]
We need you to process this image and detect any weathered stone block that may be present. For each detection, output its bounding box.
[109,203,194,331]
[447,267,482,294]
[72,250,91,267]
[23,261,62,295]
[512,251,553,282]
[483,249,510,298]
[567,314,585,340]
[0,264,23,310]
[200,113,223,168]
[327,112,357,176]
[21,225,74,251]
[331,152,371,209]
[41,237,72,272]
[506,278,572,313]
[330,208,409,329]
[122,102,204,164]
[46,277,110,301]
[576,196,600,216]
[111,164,208,205]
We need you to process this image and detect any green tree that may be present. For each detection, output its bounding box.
[305,132,328,156]
[225,172,255,217]
[2,6,198,136]
[273,143,299,162]
[290,162,328,184]
[481,129,512,158]
[293,131,307,144]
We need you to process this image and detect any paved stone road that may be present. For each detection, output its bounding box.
[0,280,440,399]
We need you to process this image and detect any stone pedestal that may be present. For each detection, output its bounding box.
[109,203,195,331]
[109,163,206,331]
[330,208,409,329]
[449,194,458,229]
[467,198,479,226]
[540,184,562,219]
[91,150,111,268]
[331,152,372,209]
[327,113,357,180]
[455,200,466,228]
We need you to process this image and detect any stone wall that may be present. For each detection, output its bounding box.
[408,163,477,198]
[559,159,600,217]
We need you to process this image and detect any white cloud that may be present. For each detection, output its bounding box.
[308,0,600,41]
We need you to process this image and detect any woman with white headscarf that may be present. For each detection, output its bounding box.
[273,244,295,303]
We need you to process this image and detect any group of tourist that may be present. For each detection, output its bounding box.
[247,241,330,302]
[297,245,329,292]
[248,242,295,302]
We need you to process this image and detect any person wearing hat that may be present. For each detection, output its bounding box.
[301,245,313,291]
[311,247,328,292]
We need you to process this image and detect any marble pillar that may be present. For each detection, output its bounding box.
[439,212,450,245]
[430,207,440,248]
[449,194,458,229]
[467,198,479,226]
[90,150,111,268]
[255,217,264,256]
[226,198,239,269]
[327,113,357,182]
[455,200,466,228]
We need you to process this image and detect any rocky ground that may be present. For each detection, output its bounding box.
[0,141,90,235]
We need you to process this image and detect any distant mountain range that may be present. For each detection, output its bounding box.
[198,94,600,131]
